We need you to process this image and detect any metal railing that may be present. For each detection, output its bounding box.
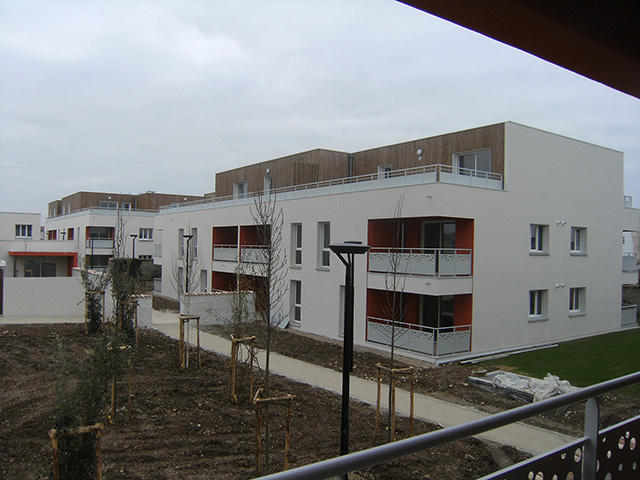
[622,252,639,272]
[258,371,640,480]
[621,304,638,327]
[369,247,472,277]
[366,316,471,356]
[47,206,158,219]
[159,164,504,213]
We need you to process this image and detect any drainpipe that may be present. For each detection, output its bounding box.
[348,154,354,178]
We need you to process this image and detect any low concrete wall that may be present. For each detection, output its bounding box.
[2,277,85,317]
[134,295,153,328]
[180,291,255,326]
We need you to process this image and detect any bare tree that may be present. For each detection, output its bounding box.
[382,195,409,441]
[250,191,288,473]
[170,224,203,315]
[112,206,130,259]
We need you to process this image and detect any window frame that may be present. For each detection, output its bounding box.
[455,149,492,175]
[530,224,548,254]
[291,280,302,325]
[234,181,248,199]
[318,222,331,268]
[292,223,302,267]
[15,224,33,238]
[570,227,586,254]
[529,289,548,321]
[377,164,392,179]
[569,287,586,316]
[139,228,153,241]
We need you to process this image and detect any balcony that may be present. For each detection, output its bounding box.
[85,238,114,249]
[240,245,268,264]
[622,304,638,327]
[624,195,633,208]
[366,317,471,357]
[369,248,472,277]
[622,252,639,272]
[213,245,238,262]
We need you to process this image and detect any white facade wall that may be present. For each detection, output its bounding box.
[155,122,639,360]
[3,277,85,316]
[45,209,157,264]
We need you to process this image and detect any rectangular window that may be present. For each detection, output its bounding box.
[529,289,547,320]
[234,181,248,199]
[292,223,302,266]
[67,228,74,240]
[139,228,153,240]
[319,222,330,268]
[47,230,57,240]
[15,224,33,238]
[570,227,586,253]
[291,280,302,324]
[457,149,491,174]
[530,224,548,253]
[122,202,132,211]
[178,228,184,258]
[569,287,585,315]
[99,201,118,210]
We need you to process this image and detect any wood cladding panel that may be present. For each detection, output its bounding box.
[352,124,505,177]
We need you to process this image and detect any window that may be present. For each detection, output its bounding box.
[456,149,491,174]
[570,227,586,254]
[234,181,248,199]
[378,164,392,179]
[530,224,548,253]
[99,201,118,210]
[569,287,585,315]
[529,290,547,320]
[67,228,74,240]
[122,202,132,211]
[138,255,153,260]
[291,280,302,324]
[47,230,57,240]
[318,222,330,268]
[15,224,33,238]
[292,223,302,266]
[178,228,184,258]
[139,228,153,240]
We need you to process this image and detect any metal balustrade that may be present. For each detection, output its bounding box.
[259,371,640,480]
[366,316,471,356]
[159,164,504,213]
[369,247,472,277]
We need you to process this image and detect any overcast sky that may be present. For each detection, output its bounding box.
[1,0,639,217]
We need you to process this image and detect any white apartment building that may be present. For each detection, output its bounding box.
[0,211,78,278]
[155,122,639,361]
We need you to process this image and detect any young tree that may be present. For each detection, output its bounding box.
[250,191,288,473]
[382,195,410,441]
[170,224,203,315]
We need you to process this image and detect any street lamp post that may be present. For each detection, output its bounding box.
[330,241,370,472]
[130,234,138,259]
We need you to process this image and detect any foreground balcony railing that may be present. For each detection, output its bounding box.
[366,316,471,357]
[160,164,504,213]
[369,247,472,277]
[260,371,640,480]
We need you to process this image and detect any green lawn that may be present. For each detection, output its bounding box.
[480,328,640,397]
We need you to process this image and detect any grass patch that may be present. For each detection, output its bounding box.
[481,328,640,397]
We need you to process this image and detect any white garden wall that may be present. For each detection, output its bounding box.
[2,277,84,316]
[180,291,255,326]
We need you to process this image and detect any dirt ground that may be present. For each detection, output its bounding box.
[1,320,637,480]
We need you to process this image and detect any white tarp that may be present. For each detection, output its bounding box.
[493,372,579,402]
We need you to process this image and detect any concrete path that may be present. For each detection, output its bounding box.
[152,310,574,456]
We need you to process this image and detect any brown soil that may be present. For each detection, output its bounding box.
[1,320,636,479]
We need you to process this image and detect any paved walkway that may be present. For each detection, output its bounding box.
[152,310,574,456]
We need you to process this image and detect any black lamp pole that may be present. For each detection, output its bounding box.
[130,234,138,259]
[330,241,370,473]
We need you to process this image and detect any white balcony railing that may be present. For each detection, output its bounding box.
[160,164,504,214]
[366,317,471,357]
[622,304,638,327]
[213,245,238,262]
[85,238,114,249]
[624,195,633,208]
[240,245,268,264]
[622,253,639,272]
[369,248,472,277]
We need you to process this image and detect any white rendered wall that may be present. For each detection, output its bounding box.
[3,277,84,316]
